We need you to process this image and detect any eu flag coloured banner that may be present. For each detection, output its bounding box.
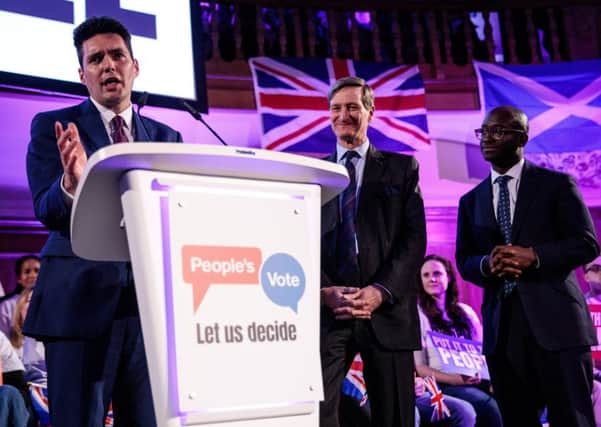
[474,60,601,154]
[249,57,430,153]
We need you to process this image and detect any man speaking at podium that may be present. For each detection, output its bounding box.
[320,76,427,427]
[25,16,181,426]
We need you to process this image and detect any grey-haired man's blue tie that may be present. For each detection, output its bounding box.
[336,150,360,283]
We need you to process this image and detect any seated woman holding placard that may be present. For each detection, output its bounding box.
[414,254,502,427]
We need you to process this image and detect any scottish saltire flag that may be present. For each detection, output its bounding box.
[341,353,368,406]
[423,376,450,422]
[474,60,601,154]
[249,57,430,153]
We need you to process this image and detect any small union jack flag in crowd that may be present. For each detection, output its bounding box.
[29,382,51,426]
[249,57,430,154]
[29,383,115,427]
[423,376,450,422]
[341,353,368,406]
[104,403,114,427]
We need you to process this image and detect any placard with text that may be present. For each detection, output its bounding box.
[428,331,490,380]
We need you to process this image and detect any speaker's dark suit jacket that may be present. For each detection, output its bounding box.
[455,160,599,355]
[24,99,181,425]
[25,99,182,340]
[321,144,426,349]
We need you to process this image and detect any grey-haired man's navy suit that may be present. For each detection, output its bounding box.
[320,144,426,427]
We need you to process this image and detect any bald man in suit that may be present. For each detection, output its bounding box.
[456,105,599,426]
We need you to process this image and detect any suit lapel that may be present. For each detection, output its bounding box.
[133,112,151,142]
[476,176,497,230]
[322,152,339,234]
[361,144,385,184]
[75,99,111,155]
[511,161,537,241]
[357,144,385,214]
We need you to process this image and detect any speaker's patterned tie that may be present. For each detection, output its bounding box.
[336,150,360,283]
[495,175,516,296]
[110,115,129,143]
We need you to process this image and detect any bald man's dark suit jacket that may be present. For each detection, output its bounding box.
[321,144,426,350]
[455,160,599,356]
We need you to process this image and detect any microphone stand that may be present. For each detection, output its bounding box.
[181,100,228,146]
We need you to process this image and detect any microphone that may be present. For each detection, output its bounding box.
[137,92,149,111]
[136,91,151,140]
[181,100,228,146]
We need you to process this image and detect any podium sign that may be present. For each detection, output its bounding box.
[72,144,346,426]
[166,175,323,417]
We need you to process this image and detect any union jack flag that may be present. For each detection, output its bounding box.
[29,382,51,426]
[474,60,601,154]
[28,383,115,427]
[104,403,114,427]
[423,376,450,422]
[249,57,430,154]
[341,353,368,406]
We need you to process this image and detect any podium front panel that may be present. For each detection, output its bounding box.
[121,169,323,426]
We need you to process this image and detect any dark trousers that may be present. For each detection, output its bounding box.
[487,292,595,427]
[320,318,415,427]
[45,316,155,427]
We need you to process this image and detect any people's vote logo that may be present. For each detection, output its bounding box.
[182,246,262,312]
[260,253,306,313]
[182,246,305,313]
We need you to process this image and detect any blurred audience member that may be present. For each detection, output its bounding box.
[0,384,30,427]
[0,325,34,425]
[583,255,601,426]
[0,255,40,337]
[414,255,502,427]
[10,289,46,384]
[585,256,601,304]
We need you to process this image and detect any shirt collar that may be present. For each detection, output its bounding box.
[89,97,134,130]
[336,140,370,162]
[490,158,525,184]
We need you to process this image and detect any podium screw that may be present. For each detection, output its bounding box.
[294,209,300,215]
[188,392,197,400]
[178,201,185,208]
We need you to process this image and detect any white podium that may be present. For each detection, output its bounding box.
[70,144,348,427]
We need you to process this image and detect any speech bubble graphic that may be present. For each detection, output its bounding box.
[260,253,306,313]
[182,245,262,312]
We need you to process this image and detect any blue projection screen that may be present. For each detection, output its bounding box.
[0,0,207,112]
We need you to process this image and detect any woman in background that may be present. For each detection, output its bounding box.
[0,255,40,337]
[414,254,502,427]
[10,289,45,384]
